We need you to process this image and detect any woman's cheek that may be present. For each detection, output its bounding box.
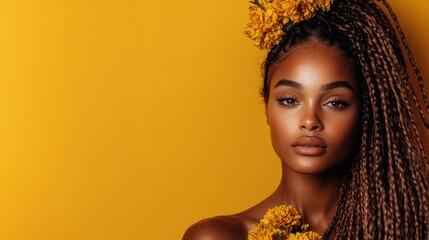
[269,115,296,155]
[326,111,360,145]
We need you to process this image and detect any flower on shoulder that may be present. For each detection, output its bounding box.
[288,231,323,240]
[261,205,302,228]
[247,205,322,240]
[245,2,285,50]
[248,223,287,240]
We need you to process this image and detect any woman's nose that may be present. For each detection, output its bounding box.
[299,106,323,131]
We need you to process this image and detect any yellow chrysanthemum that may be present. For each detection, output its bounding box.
[244,4,285,50]
[261,205,302,228]
[247,205,325,240]
[288,231,323,240]
[274,0,318,23]
[245,0,334,50]
[247,223,287,240]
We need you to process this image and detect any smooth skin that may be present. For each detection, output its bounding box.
[183,42,361,240]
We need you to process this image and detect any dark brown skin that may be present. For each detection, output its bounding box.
[183,43,360,240]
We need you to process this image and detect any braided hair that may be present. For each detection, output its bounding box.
[261,0,429,238]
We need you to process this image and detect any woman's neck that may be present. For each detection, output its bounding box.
[274,164,345,235]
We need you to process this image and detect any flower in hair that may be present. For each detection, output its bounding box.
[245,0,334,50]
[245,2,285,50]
[273,0,318,23]
[248,205,322,240]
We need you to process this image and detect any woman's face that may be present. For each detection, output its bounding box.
[266,43,360,174]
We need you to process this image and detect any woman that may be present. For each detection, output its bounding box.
[183,0,429,239]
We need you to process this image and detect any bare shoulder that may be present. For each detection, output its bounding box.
[182,193,277,240]
[182,215,252,240]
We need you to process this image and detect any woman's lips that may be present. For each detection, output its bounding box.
[292,136,327,156]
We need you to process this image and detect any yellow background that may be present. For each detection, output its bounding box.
[0,1,428,239]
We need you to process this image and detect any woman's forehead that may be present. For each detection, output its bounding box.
[270,44,358,90]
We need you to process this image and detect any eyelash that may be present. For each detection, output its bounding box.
[276,97,349,110]
[277,96,299,107]
[325,98,349,110]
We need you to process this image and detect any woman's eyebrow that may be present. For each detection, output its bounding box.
[321,81,355,92]
[274,79,303,90]
[274,79,355,93]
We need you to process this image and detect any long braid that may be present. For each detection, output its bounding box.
[364,11,409,237]
[260,0,429,238]
[377,0,429,114]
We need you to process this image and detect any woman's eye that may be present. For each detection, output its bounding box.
[326,100,349,109]
[277,98,299,106]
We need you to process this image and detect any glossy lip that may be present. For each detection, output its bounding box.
[292,136,327,156]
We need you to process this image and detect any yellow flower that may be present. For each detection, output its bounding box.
[248,223,287,240]
[247,205,324,240]
[244,3,285,50]
[261,205,302,228]
[245,0,334,50]
[288,231,323,240]
[274,0,318,23]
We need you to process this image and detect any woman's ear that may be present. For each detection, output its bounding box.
[265,102,270,126]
